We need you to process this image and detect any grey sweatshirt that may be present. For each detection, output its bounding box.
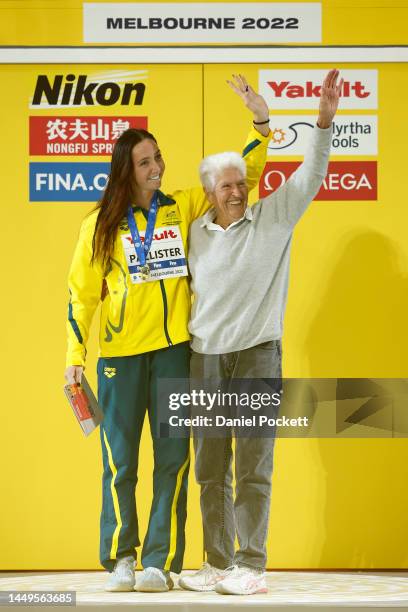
[188,125,332,354]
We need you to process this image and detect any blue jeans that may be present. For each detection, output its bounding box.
[191,340,282,571]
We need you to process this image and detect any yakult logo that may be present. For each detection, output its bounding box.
[125,229,178,245]
[267,80,369,99]
[259,70,378,109]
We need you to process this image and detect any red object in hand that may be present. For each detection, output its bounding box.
[69,384,93,421]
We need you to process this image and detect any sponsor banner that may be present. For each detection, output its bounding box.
[27,69,151,202]
[121,226,188,284]
[267,115,378,155]
[259,70,378,109]
[83,3,322,44]
[29,162,109,201]
[29,116,147,156]
[260,161,377,201]
[29,70,148,109]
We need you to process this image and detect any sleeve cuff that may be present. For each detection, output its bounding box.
[66,354,86,368]
[249,125,271,142]
[312,122,333,143]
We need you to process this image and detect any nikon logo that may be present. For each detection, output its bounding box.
[32,74,146,107]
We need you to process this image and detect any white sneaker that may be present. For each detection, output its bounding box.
[105,556,136,592]
[135,567,174,592]
[215,565,268,595]
[179,562,230,592]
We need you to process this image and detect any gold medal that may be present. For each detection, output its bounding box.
[139,264,150,280]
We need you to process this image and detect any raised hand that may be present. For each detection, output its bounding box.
[227,74,270,135]
[318,69,344,128]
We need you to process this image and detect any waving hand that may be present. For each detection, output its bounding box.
[318,69,344,128]
[227,74,270,136]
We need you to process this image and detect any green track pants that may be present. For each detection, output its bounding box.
[97,342,190,572]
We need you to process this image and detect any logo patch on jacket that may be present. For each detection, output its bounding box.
[104,367,116,378]
[162,209,181,225]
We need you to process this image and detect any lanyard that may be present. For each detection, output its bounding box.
[126,192,159,269]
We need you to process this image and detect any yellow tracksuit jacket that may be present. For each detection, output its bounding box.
[67,127,269,367]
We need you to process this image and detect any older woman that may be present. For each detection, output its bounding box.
[64,75,270,593]
[180,69,342,595]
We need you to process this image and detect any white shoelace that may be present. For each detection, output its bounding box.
[144,567,167,579]
[114,557,134,576]
[224,565,258,579]
[196,562,215,575]
[192,562,225,584]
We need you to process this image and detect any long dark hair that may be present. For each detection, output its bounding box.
[91,128,157,270]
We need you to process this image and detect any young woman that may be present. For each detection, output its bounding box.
[64,75,271,593]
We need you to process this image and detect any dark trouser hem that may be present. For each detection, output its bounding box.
[103,551,137,573]
[235,561,265,573]
[206,554,233,571]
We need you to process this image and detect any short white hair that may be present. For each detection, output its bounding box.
[199,151,246,192]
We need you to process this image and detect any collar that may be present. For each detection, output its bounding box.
[200,205,253,229]
[157,190,176,207]
[132,190,176,212]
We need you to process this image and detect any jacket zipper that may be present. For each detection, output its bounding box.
[159,280,173,346]
[140,207,173,347]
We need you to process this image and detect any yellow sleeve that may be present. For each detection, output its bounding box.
[242,126,270,192]
[177,125,270,225]
[66,214,104,368]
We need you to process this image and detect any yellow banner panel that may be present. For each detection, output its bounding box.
[0,1,407,46]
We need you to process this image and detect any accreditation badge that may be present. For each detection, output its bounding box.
[121,225,188,284]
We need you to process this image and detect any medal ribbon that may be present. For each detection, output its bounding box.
[126,192,159,271]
